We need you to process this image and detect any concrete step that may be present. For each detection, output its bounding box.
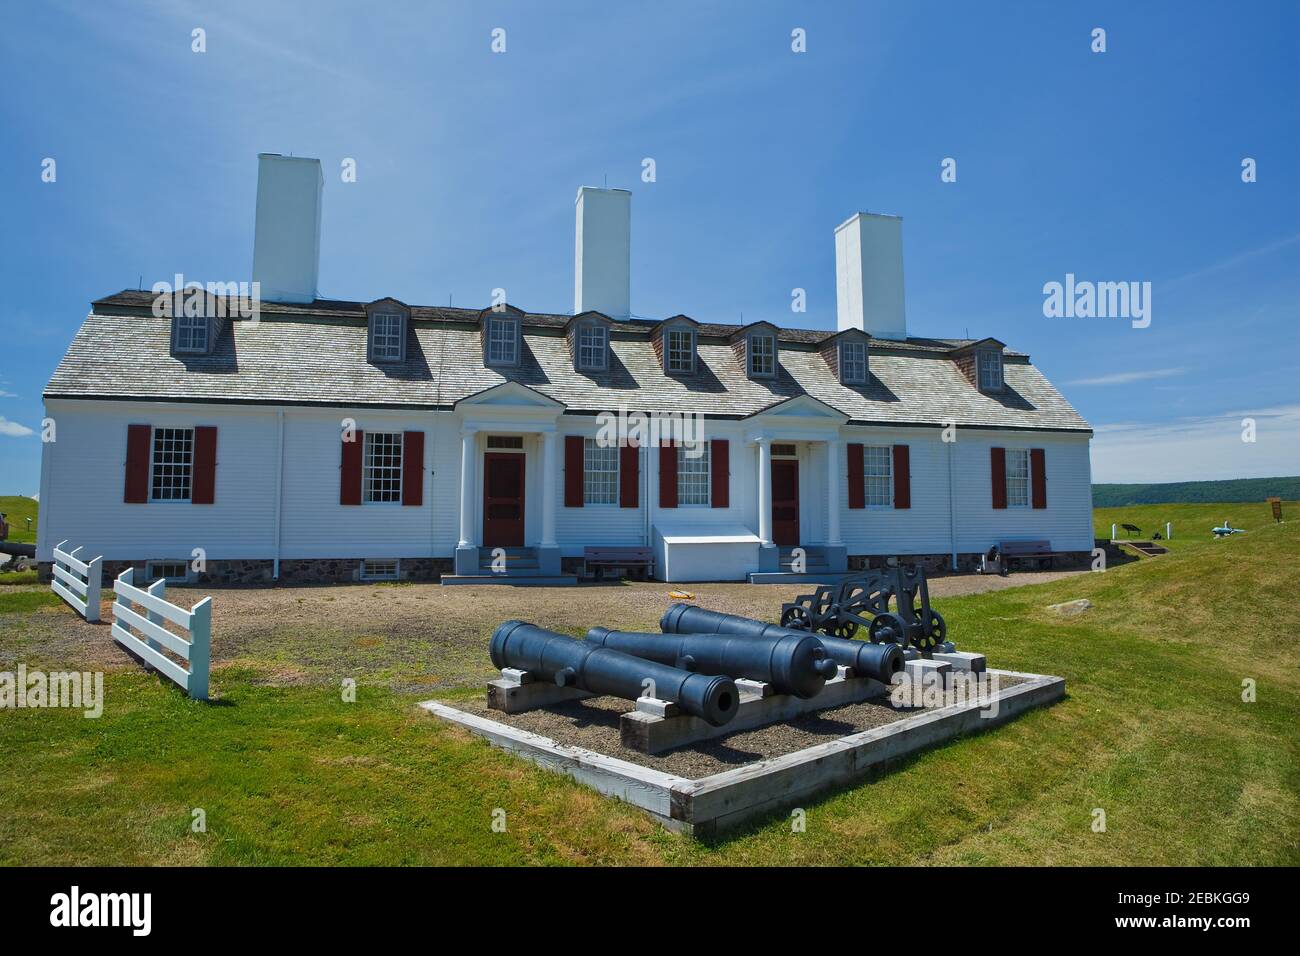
[441,574,578,587]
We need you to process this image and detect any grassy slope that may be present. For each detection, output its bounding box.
[1,516,1297,865]
[0,496,37,545]
[1094,499,1295,554]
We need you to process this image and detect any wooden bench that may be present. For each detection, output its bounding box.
[583,547,654,581]
[998,539,1068,570]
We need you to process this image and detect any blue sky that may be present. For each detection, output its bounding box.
[2,0,1297,494]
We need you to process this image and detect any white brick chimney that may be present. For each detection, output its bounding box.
[574,186,631,320]
[834,212,907,340]
[252,153,323,303]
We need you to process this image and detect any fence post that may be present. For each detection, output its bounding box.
[145,577,167,656]
[84,555,103,624]
[114,568,133,635]
[188,597,212,701]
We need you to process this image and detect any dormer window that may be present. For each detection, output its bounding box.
[369,312,405,362]
[666,328,695,373]
[840,340,868,384]
[978,349,1003,391]
[486,315,519,366]
[173,315,209,354]
[749,334,776,377]
[577,322,607,371]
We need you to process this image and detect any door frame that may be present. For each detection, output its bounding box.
[770,455,800,547]
[482,451,526,547]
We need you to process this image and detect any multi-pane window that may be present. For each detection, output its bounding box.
[666,329,694,373]
[677,443,711,505]
[150,427,194,501]
[978,349,1003,391]
[487,318,518,365]
[863,445,893,507]
[583,438,619,504]
[370,312,404,362]
[363,432,403,503]
[174,316,208,353]
[841,341,868,384]
[577,323,607,370]
[749,335,775,377]
[1005,448,1030,507]
[360,558,400,581]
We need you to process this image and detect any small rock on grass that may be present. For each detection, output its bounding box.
[1046,598,1092,616]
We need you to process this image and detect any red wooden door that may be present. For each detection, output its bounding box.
[483,453,525,547]
[771,459,800,546]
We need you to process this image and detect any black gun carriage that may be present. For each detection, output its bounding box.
[778,563,947,652]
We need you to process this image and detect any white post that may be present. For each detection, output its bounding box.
[113,567,133,637]
[1111,523,1116,540]
[825,439,842,546]
[84,555,103,623]
[188,596,212,701]
[540,429,558,548]
[146,577,167,655]
[1166,522,1172,540]
[457,428,477,549]
[756,437,772,548]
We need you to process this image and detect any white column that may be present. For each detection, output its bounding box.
[540,429,558,548]
[756,437,772,547]
[825,439,842,546]
[457,428,477,549]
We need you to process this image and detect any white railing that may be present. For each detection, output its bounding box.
[51,540,103,622]
[110,568,212,701]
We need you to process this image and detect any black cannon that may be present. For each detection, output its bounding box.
[585,627,839,699]
[660,605,904,684]
[778,564,947,652]
[490,620,739,726]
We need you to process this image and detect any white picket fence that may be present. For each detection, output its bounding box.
[51,540,103,622]
[110,568,212,700]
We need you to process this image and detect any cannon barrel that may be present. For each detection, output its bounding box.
[660,604,905,684]
[490,621,738,726]
[585,628,839,699]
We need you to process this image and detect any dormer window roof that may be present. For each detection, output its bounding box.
[729,322,779,380]
[655,315,699,375]
[950,337,1007,393]
[365,298,409,364]
[818,328,871,385]
[481,305,524,368]
[565,311,612,373]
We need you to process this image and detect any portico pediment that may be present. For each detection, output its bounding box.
[455,380,565,411]
[745,394,849,424]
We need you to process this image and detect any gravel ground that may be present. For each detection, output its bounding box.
[452,673,1026,778]
[0,570,1078,692]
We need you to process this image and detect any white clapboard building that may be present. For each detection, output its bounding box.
[38,154,1093,584]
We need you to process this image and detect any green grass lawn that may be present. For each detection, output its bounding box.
[1,508,1296,865]
[1094,498,1295,554]
[0,495,38,545]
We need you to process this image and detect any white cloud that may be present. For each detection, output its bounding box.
[0,417,34,438]
[1068,367,1186,387]
[1091,405,1300,483]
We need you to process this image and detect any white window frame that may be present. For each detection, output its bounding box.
[978,349,1003,391]
[676,443,711,506]
[583,438,619,505]
[665,328,695,374]
[174,316,209,354]
[577,323,608,371]
[360,558,401,581]
[749,334,776,377]
[149,427,195,502]
[863,445,893,508]
[363,431,404,504]
[840,340,868,384]
[369,312,405,362]
[146,560,191,583]
[1005,448,1030,508]
[486,318,519,366]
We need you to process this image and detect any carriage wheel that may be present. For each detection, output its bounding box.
[911,609,946,652]
[781,606,813,630]
[868,613,906,645]
[831,620,860,639]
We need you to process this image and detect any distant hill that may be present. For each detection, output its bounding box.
[1092,477,1300,507]
[0,495,39,544]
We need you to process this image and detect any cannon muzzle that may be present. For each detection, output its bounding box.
[661,604,904,683]
[586,627,835,699]
[490,621,738,726]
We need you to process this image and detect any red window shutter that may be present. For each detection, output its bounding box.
[847,443,865,509]
[892,444,910,509]
[710,439,729,508]
[1030,448,1047,509]
[192,426,218,504]
[401,431,424,506]
[340,430,364,505]
[658,443,678,508]
[619,443,639,508]
[564,436,584,507]
[991,447,1007,509]
[124,424,152,504]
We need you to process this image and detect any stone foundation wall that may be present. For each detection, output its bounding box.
[848,550,1094,575]
[37,557,453,587]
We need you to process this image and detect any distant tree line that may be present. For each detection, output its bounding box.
[1092,476,1300,507]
